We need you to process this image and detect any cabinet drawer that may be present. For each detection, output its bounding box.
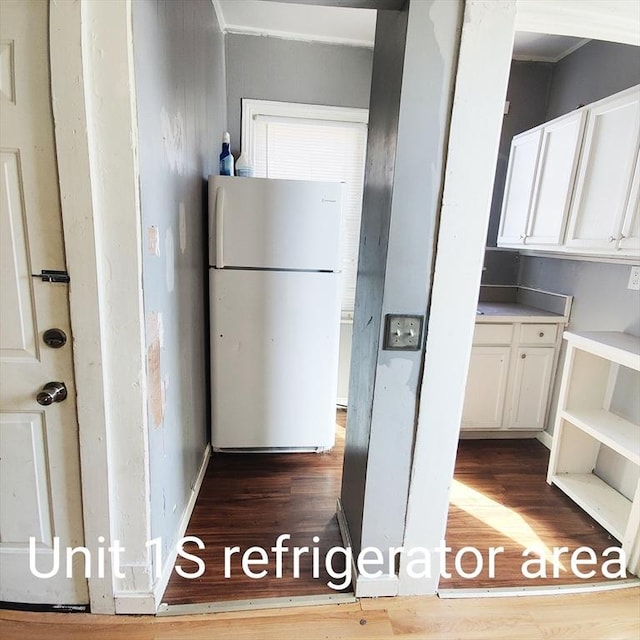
[520,324,557,345]
[473,324,513,345]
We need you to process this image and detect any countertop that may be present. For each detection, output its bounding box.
[476,301,566,323]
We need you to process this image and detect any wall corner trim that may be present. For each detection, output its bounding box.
[114,593,157,615]
[211,0,226,33]
[536,430,553,450]
[153,445,212,609]
[336,499,400,598]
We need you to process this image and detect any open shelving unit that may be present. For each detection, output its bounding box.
[547,331,640,574]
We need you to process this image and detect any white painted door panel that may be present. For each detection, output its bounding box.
[0,1,87,604]
[461,347,510,429]
[619,156,640,254]
[565,87,640,252]
[526,110,586,246]
[210,268,340,450]
[208,175,343,271]
[497,128,542,246]
[507,347,555,430]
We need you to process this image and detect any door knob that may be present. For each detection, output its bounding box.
[37,381,67,406]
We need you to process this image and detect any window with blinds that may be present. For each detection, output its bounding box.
[242,99,368,315]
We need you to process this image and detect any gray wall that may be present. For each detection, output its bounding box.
[341,0,461,565]
[486,61,553,246]
[340,8,407,562]
[546,39,639,120]
[132,0,226,572]
[225,33,373,155]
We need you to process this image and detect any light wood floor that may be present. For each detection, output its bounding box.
[1,589,639,639]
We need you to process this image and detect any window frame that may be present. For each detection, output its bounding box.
[241,99,369,317]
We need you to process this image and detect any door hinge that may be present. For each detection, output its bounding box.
[32,269,70,284]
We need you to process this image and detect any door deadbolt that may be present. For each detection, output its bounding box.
[37,381,67,406]
[43,328,67,348]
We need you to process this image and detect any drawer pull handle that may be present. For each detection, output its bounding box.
[521,353,526,359]
[539,332,544,338]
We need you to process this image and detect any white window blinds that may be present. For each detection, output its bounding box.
[242,100,368,315]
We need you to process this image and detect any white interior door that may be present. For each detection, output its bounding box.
[0,0,87,604]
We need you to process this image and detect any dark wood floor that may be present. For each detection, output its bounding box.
[162,412,348,605]
[163,419,626,605]
[440,438,625,589]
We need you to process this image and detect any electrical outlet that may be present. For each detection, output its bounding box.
[628,266,640,291]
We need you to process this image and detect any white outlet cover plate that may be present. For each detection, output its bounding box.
[384,314,423,350]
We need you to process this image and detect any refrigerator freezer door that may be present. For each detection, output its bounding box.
[210,268,340,450]
[209,176,343,271]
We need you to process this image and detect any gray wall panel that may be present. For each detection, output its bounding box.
[341,0,461,565]
[546,39,639,120]
[132,0,226,571]
[340,8,408,558]
[225,34,373,155]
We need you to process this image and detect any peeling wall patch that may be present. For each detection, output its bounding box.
[179,202,187,254]
[147,312,165,427]
[165,227,175,293]
[147,225,160,256]
[160,108,186,175]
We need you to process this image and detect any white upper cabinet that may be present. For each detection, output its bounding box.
[497,128,542,245]
[565,86,640,254]
[526,111,586,246]
[618,155,640,253]
[497,85,640,260]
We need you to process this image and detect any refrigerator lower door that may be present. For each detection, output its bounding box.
[210,268,340,451]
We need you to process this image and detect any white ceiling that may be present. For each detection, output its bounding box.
[214,1,590,60]
[512,32,589,62]
[215,0,377,48]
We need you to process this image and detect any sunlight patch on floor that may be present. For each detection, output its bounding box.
[450,479,566,573]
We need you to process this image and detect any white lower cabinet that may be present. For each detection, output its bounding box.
[462,347,511,428]
[462,321,562,432]
[507,347,555,429]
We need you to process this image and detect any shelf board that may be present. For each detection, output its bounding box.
[563,331,640,370]
[561,409,640,465]
[551,473,631,541]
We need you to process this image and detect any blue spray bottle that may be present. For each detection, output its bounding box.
[219,131,234,176]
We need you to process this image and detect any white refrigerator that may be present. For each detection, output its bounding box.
[208,176,344,451]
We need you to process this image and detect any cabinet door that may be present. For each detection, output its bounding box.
[461,347,510,429]
[497,128,542,246]
[565,87,640,252]
[618,155,640,255]
[526,110,586,246]
[507,347,555,430]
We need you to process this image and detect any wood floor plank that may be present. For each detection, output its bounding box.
[161,415,349,605]
[163,420,629,603]
[2,589,638,640]
[441,439,628,589]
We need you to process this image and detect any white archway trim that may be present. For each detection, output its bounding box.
[50,0,152,614]
[398,0,516,595]
[400,0,640,595]
[516,0,640,45]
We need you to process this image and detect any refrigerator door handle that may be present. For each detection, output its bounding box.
[215,186,225,268]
